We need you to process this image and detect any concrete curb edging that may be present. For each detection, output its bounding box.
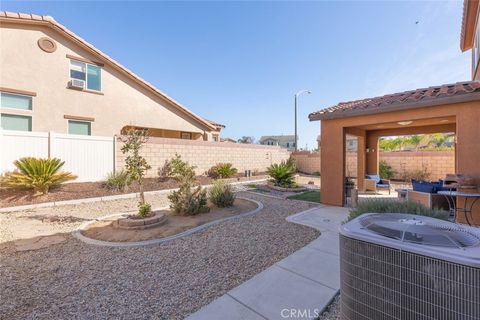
[0,178,268,213]
[72,197,264,248]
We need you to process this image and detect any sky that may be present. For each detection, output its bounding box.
[1,0,470,149]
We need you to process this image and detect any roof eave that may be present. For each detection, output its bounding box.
[460,0,479,52]
[309,92,480,121]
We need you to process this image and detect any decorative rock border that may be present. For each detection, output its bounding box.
[115,212,167,230]
[266,184,307,193]
[72,197,263,248]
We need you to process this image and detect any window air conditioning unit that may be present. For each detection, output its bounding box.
[340,213,480,320]
[68,79,85,89]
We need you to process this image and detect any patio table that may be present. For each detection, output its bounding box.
[437,191,480,226]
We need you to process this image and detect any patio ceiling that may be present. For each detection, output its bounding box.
[349,116,456,131]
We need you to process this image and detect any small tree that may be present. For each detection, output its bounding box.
[121,129,151,217]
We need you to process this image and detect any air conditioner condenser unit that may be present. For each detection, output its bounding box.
[340,213,480,320]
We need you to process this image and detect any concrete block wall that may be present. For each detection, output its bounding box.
[116,137,291,178]
[292,151,455,181]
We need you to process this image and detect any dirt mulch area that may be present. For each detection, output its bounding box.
[82,199,258,242]
[0,174,267,208]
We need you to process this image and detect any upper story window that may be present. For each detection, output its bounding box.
[70,60,102,91]
[0,92,32,110]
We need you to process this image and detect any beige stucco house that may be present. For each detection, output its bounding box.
[0,12,223,141]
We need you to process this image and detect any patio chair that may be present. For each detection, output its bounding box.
[365,174,391,194]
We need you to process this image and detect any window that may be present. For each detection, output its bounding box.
[70,60,101,91]
[0,93,32,110]
[180,132,192,139]
[212,135,219,142]
[286,142,290,148]
[68,120,91,135]
[1,114,32,131]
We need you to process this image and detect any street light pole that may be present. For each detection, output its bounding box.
[294,90,311,151]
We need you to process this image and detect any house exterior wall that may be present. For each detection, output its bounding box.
[0,23,217,139]
[116,137,291,177]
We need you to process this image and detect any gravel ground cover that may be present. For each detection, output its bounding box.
[0,192,320,319]
[318,294,340,320]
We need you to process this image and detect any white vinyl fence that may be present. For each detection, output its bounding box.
[0,130,115,182]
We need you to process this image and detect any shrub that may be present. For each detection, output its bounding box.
[267,162,296,187]
[138,202,152,218]
[379,160,395,180]
[208,163,238,179]
[166,154,196,183]
[3,157,77,195]
[167,154,208,215]
[169,185,209,215]
[286,156,297,172]
[120,129,151,217]
[346,199,449,223]
[312,171,321,176]
[105,170,131,192]
[209,180,235,207]
[400,163,431,182]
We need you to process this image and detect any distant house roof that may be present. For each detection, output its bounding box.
[309,81,480,121]
[0,12,220,131]
[259,135,295,144]
[204,119,226,130]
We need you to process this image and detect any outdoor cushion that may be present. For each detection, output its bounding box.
[376,184,390,188]
[412,179,436,193]
[366,175,381,183]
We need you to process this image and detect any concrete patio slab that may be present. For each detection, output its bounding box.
[188,205,349,320]
[228,265,336,320]
[277,246,340,290]
[306,231,341,256]
[186,295,266,320]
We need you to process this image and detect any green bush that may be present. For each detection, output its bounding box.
[167,154,208,215]
[346,199,449,223]
[166,154,196,184]
[4,157,77,195]
[138,202,152,218]
[208,163,238,179]
[267,162,296,187]
[168,185,209,215]
[105,170,131,192]
[209,180,235,207]
[379,160,395,180]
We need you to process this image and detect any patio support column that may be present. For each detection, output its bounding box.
[357,134,366,191]
[366,133,379,175]
[320,121,345,206]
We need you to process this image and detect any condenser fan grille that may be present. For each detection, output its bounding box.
[359,213,480,248]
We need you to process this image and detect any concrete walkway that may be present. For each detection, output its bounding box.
[186,205,349,320]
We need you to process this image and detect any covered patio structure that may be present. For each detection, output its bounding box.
[309,81,480,224]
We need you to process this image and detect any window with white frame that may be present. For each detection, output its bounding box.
[0,92,33,131]
[70,60,102,91]
[68,120,91,135]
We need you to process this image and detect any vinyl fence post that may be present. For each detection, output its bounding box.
[48,131,56,158]
[113,135,116,173]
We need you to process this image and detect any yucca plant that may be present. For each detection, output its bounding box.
[267,162,296,188]
[4,157,77,195]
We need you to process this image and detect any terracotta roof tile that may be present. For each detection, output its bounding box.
[309,81,480,121]
[0,11,218,131]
